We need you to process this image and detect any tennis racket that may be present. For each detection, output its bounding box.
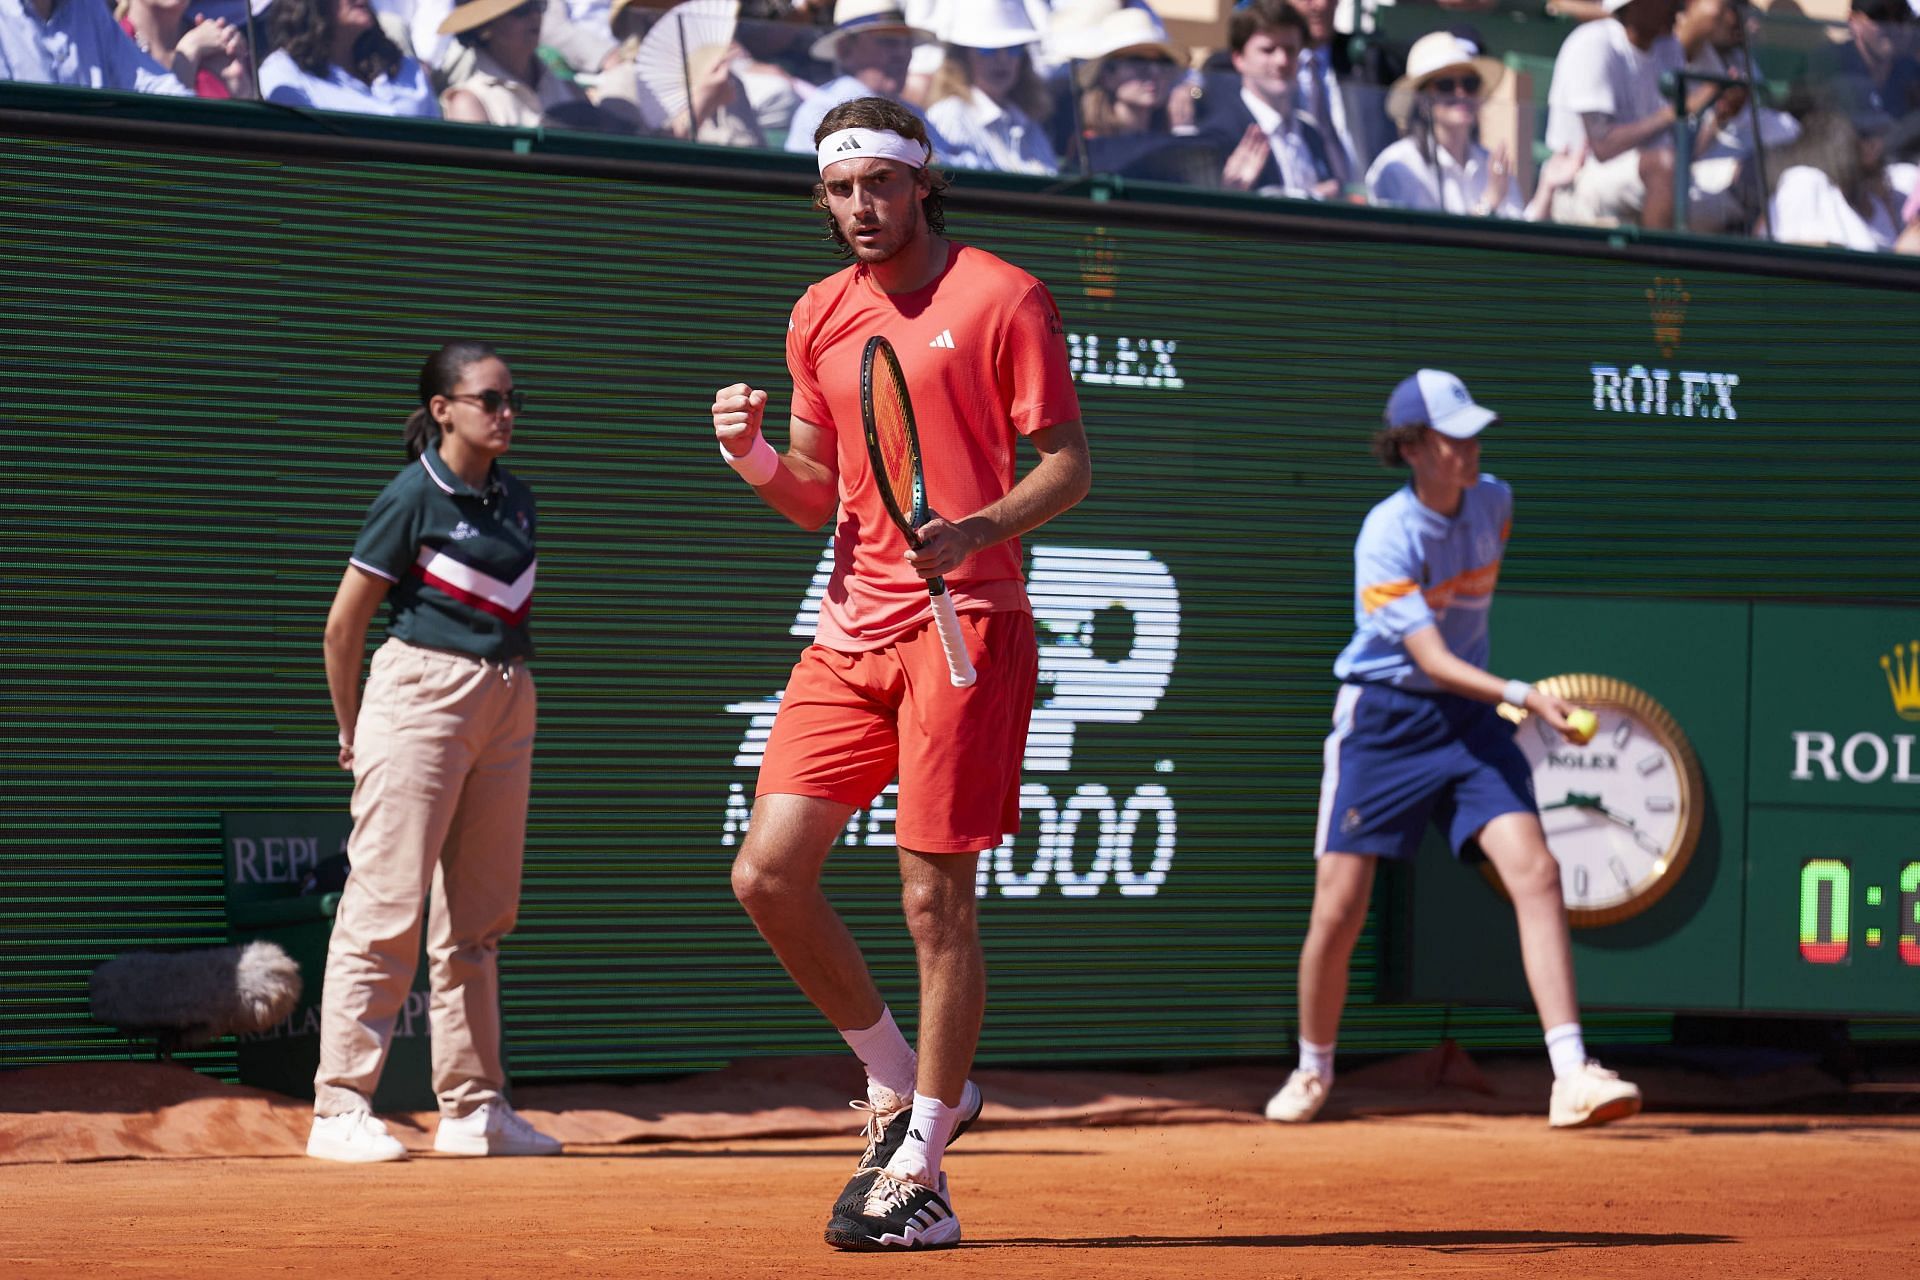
[859,335,977,688]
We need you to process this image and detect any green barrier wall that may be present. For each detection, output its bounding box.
[4,113,1916,1081]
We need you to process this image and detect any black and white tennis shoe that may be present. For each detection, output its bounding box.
[824,1169,960,1252]
[828,1080,982,1222]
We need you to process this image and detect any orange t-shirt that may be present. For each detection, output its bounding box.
[786,242,1081,652]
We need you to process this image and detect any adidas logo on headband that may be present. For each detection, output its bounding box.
[816,126,931,175]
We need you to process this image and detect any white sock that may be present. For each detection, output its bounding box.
[1299,1038,1335,1082]
[840,1007,917,1099]
[1545,1022,1588,1081]
[886,1086,973,1186]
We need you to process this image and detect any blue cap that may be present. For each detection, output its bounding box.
[1385,369,1498,438]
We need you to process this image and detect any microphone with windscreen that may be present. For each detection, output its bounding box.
[90,941,303,1058]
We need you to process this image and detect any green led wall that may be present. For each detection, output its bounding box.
[4,125,1915,1081]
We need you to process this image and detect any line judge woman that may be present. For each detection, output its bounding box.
[308,341,561,1162]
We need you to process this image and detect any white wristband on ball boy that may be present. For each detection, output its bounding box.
[1502,679,1534,710]
[720,435,779,487]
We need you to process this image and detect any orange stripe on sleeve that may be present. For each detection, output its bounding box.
[1362,579,1420,613]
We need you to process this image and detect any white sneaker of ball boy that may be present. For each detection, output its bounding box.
[306,1099,561,1162]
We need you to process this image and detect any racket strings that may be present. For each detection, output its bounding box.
[871,372,920,520]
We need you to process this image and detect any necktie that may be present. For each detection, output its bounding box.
[1306,52,1351,188]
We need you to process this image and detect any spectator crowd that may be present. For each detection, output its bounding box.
[3,0,1917,252]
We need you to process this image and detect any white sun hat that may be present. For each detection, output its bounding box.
[1386,31,1506,126]
[945,0,1044,50]
[1048,0,1182,65]
[810,0,938,62]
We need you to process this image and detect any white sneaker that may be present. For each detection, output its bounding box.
[433,1100,563,1156]
[1264,1068,1329,1123]
[1549,1061,1643,1129]
[307,1110,407,1163]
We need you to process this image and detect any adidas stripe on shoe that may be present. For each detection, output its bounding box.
[824,1169,960,1252]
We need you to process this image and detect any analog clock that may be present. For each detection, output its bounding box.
[1490,674,1706,928]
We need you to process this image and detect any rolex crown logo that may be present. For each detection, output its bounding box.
[1078,229,1119,301]
[1645,276,1690,359]
[1883,641,1920,722]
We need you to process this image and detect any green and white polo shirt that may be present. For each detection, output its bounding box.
[349,444,537,662]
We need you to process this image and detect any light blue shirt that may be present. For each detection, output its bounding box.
[1334,475,1512,690]
[925,87,1057,176]
[259,48,439,118]
[783,74,948,156]
[0,0,191,95]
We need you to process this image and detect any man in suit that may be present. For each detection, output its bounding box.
[1196,0,1337,198]
[1294,0,1395,183]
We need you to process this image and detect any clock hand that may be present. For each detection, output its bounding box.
[1581,802,1668,855]
[1540,794,1665,854]
[1540,791,1604,813]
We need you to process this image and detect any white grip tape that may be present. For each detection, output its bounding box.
[930,592,977,688]
[1502,679,1533,709]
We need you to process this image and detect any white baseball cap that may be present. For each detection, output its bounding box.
[1385,369,1499,438]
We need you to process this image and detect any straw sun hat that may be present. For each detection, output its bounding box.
[1385,31,1505,126]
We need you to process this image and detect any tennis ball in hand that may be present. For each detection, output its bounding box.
[1566,709,1598,746]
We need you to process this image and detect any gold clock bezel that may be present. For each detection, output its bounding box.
[1484,674,1706,928]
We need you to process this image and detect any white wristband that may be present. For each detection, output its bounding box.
[720,435,779,487]
[1502,679,1534,709]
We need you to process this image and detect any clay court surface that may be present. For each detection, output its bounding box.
[4,1059,1916,1278]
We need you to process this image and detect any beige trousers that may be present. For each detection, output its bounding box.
[314,639,537,1119]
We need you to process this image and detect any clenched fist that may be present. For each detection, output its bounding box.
[712,383,767,457]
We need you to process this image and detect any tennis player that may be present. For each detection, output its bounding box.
[709,95,1090,1251]
[1266,370,1642,1130]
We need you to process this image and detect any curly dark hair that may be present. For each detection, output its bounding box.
[268,0,405,86]
[810,97,950,256]
[1371,423,1428,468]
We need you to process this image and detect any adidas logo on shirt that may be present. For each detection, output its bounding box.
[929,329,955,349]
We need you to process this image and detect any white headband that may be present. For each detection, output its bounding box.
[816,127,931,175]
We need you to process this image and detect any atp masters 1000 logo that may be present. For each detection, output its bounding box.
[720,545,1183,899]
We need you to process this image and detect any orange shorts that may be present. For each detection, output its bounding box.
[756,610,1038,854]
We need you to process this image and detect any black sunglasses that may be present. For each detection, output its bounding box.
[1429,74,1482,97]
[449,389,525,415]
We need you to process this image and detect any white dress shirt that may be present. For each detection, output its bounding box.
[926,86,1058,175]
[1243,85,1326,199]
[1770,163,1917,253]
[259,49,440,117]
[0,0,189,95]
[1366,135,1524,218]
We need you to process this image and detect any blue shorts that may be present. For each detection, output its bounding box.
[1314,682,1537,861]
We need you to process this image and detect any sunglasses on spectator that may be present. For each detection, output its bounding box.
[1428,74,1482,97]
[449,389,526,414]
[1112,56,1177,74]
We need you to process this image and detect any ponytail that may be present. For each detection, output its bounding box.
[404,340,500,461]
[403,406,439,462]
